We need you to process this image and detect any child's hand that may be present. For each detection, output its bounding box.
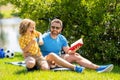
[30,38,36,44]
[33,38,37,42]
[39,33,44,45]
[39,41,44,45]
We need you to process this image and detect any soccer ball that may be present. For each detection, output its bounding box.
[5,50,15,58]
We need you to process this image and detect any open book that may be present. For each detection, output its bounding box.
[69,38,83,51]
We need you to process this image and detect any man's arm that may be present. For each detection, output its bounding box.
[63,46,76,55]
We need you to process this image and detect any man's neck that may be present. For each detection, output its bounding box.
[50,33,58,39]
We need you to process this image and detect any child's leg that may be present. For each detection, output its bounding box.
[36,56,50,70]
[25,56,36,69]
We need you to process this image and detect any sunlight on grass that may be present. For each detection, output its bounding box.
[0,53,120,80]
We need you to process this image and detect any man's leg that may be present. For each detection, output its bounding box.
[62,53,99,69]
[62,53,114,73]
[46,53,75,70]
[46,52,85,73]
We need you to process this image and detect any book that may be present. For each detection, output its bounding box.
[69,38,83,51]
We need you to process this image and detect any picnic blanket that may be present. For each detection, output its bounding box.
[5,61,71,71]
[5,61,26,67]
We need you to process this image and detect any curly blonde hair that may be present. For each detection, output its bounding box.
[19,19,36,35]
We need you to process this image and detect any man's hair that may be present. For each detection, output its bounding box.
[50,19,63,27]
[19,19,35,35]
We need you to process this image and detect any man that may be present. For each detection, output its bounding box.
[40,18,113,73]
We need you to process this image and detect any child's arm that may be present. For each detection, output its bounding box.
[38,33,44,45]
[22,39,36,58]
[19,38,36,58]
[22,39,36,53]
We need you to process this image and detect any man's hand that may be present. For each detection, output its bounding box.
[68,45,80,55]
[68,50,76,55]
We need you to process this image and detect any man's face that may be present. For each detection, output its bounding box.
[50,22,62,35]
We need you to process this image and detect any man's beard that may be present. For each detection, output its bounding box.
[51,30,60,36]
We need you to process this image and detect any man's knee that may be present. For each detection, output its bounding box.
[62,54,80,63]
[47,53,58,60]
[49,52,57,57]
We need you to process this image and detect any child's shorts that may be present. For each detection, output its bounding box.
[25,56,46,71]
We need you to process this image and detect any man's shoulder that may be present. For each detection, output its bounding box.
[58,34,65,37]
[42,32,50,37]
[58,34,67,40]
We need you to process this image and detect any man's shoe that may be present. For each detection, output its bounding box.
[96,64,114,73]
[75,66,85,73]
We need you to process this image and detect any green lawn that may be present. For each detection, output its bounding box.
[0,53,120,80]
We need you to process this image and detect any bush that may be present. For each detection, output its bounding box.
[1,0,120,64]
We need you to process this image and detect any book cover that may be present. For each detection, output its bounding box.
[69,38,83,51]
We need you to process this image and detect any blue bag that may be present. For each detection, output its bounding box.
[0,48,5,58]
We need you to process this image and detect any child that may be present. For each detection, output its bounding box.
[19,19,50,71]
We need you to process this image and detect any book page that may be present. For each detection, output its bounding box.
[69,38,83,51]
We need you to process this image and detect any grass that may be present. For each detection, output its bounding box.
[0,53,120,80]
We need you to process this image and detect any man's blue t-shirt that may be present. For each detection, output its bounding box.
[40,32,68,56]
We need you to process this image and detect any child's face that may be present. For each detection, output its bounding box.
[26,23,35,34]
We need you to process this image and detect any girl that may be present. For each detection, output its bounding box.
[19,19,50,71]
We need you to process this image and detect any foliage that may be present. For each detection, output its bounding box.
[0,0,7,18]
[0,0,120,64]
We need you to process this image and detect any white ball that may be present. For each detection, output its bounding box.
[5,50,15,58]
